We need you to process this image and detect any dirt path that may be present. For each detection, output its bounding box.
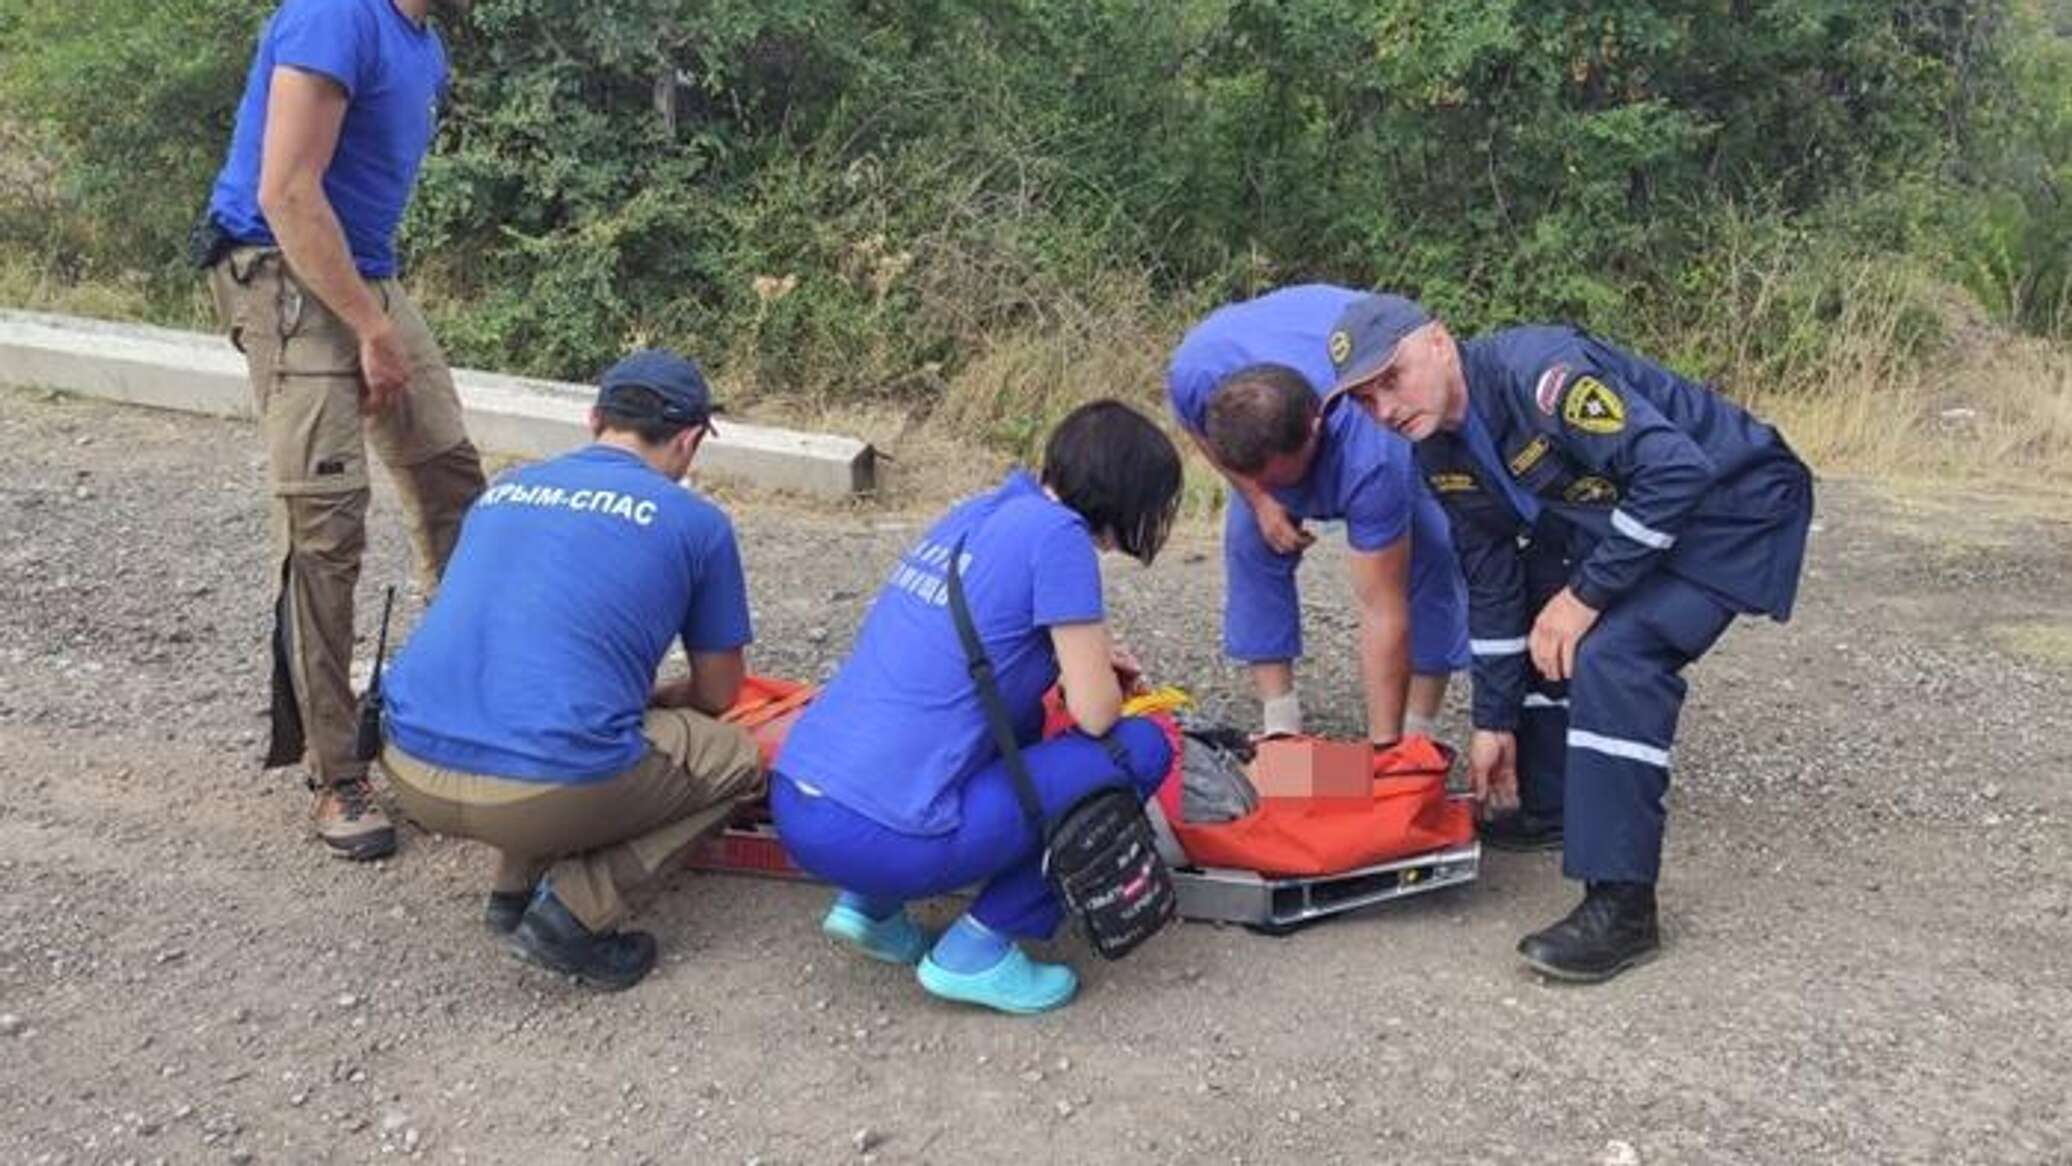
[3,389,2069,1164]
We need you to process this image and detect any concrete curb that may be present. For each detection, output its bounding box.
[0,309,875,498]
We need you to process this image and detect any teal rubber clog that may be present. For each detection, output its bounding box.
[821,901,931,966]
[916,947,1079,1015]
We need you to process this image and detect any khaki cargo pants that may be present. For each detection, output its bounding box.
[207,248,486,788]
[381,709,767,931]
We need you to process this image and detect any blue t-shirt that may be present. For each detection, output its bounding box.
[1167,283,1416,552]
[383,445,754,783]
[207,0,447,278]
[774,472,1105,835]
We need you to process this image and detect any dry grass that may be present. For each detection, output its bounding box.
[1985,620,2072,671]
[3,231,2066,516]
[0,243,207,327]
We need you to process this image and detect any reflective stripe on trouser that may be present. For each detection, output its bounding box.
[771,718,1173,940]
[1221,483,1473,672]
[380,708,767,931]
[1562,572,1736,884]
[207,249,485,785]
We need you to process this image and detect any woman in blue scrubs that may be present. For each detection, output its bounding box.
[772,400,1183,1015]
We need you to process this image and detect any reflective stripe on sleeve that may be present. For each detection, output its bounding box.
[1610,508,1676,550]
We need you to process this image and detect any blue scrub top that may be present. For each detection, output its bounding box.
[1167,283,1432,551]
[384,445,754,783]
[775,472,1106,835]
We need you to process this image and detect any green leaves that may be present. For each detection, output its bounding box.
[0,0,2060,402]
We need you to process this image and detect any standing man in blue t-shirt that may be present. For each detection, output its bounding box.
[379,350,765,992]
[1167,284,1470,748]
[196,0,487,862]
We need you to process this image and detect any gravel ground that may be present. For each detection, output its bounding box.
[2,387,2070,1165]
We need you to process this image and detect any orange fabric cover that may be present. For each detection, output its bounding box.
[1154,722,1473,877]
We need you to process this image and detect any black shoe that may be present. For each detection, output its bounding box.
[485,891,531,936]
[1517,882,1659,983]
[506,889,658,992]
[1479,810,1564,853]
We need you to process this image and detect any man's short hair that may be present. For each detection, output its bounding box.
[1203,363,1317,474]
[596,386,698,447]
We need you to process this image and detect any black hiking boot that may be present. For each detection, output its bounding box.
[485,890,531,937]
[1517,882,1659,983]
[507,888,658,992]
[1479,809,1564,853]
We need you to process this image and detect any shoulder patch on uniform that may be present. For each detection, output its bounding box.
[1562,376,1625,435]
[1428,471,1478,495]
[1563,475,1618,505]
[1507,436,1550,477]
[1534,364,1569,415]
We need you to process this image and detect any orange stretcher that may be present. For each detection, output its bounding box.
[686,676,1481,931]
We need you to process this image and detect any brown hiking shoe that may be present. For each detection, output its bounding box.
[313,776,398,861]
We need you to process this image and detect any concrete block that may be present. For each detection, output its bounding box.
[0,308,876,497]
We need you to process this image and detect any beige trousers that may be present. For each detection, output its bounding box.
[207,248,485,786]
[382,708,767,931]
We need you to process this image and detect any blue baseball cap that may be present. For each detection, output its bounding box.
[596,349,719,431]
[1322,294,1432,409]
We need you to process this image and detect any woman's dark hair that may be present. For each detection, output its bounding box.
[1203,363,1316,474]
[1041,399,1183,565]
[596,385,697,447]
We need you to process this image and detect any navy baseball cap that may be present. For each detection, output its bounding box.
[1323,294,1431,409]
[596,349,719,431]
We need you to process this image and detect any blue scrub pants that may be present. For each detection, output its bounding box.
[1517,570,1737,885]
[1222,485,1470,672]
[770,718,1173,940]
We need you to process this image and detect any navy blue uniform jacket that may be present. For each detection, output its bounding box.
[1416,326,1814,731]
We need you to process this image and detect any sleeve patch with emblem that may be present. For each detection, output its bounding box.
[1534,364,1569,415]
[1428,471,1478,494]
[1563,475,1618,505]
[1563,376,1626,435]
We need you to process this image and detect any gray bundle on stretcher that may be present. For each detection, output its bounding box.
[1174,713,1258,824]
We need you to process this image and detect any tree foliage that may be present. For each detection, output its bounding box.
[1,0,2063,390]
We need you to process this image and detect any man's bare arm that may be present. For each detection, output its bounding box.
[1348,536,1413,744]
[255,66,409,411]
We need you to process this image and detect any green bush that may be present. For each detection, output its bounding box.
[1,0,2064,403]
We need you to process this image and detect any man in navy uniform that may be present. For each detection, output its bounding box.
[1326,294,1812,982]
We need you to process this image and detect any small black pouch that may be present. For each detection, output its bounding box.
[186,210,235,270]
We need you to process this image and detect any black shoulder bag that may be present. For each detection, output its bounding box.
[945,538,1176,960]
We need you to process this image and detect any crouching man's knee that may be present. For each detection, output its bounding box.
[646,708,768,805]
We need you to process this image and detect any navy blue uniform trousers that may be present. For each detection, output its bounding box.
[771,717,1172,939]
[1514,565,1737,884]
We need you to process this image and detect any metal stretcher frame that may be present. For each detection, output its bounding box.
[698,677,1482,932]
[1168,842,1482,933]
[685,816,1480,932]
